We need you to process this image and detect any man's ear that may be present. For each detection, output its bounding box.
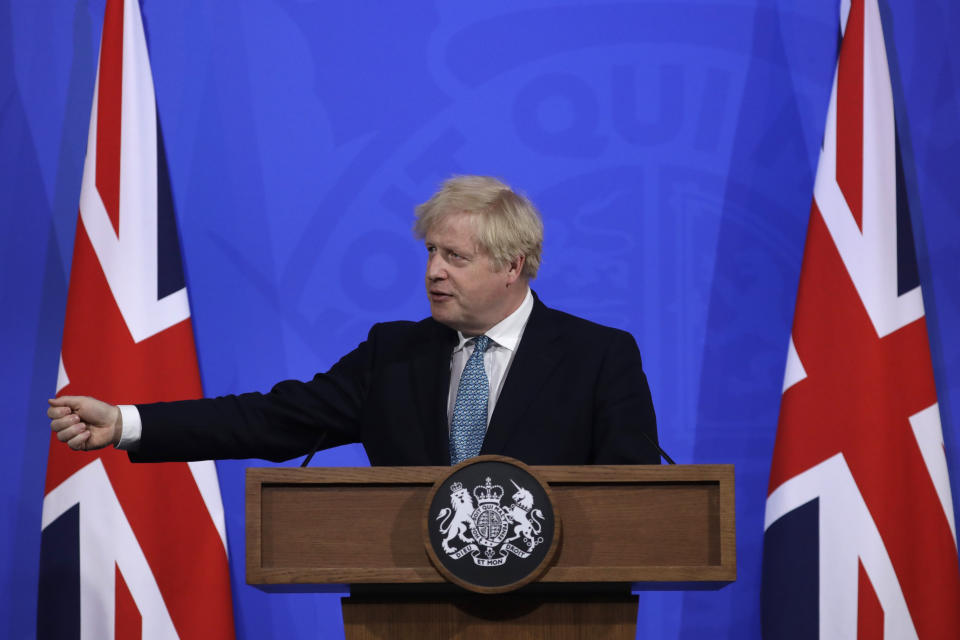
[505,254,525,284]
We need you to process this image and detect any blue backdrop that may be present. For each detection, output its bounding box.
[3,1,959,638]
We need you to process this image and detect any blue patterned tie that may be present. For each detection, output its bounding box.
[449,335,492,464]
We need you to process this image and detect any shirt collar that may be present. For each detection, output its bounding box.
[454,288,534,353]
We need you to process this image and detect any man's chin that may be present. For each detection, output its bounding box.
[430,306,453,324]
[430,308,466,332]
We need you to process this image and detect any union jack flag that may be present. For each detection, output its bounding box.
[761,1,960,638]
[38,1,235,638]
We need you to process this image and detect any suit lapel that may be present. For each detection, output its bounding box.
[480,297,563,456]
[409,321,456,464]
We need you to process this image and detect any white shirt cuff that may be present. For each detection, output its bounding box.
[116,404,143,451]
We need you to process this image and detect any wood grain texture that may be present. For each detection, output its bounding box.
[246,464,735,586]
[341,594,639,640]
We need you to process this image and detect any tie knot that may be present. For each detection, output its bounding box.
[473,335,491,353]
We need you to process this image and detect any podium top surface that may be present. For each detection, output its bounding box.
[246,464,735,589]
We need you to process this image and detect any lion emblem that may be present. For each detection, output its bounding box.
[436,482,476,553]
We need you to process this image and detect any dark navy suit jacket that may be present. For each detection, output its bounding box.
[132,296,659,466]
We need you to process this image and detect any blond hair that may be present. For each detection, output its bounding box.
[413,176,543,278]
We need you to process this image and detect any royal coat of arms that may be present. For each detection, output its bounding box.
[435,476,547,567]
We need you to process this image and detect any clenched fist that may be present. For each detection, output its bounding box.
[48,396,123,451]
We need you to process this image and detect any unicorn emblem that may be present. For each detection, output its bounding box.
[503,479,545,551]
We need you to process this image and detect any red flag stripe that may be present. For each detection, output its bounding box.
[115,563,142,640]
[857,562,884,640]
[95,0,123,237]
[837,0,865,231]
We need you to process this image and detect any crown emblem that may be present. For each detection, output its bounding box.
[473,477,504,504]
[449,481,464,493]
[511,500,532,513]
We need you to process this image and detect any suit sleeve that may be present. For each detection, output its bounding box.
[130,327,379,463]
[590,329,660,464]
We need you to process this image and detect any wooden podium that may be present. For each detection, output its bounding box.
[247,465,735,639]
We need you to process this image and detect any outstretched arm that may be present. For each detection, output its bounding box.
[48,396,123,451]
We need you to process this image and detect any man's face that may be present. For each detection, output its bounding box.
[424,213,523,336]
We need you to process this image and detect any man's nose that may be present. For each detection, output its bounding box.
[426,254,447,280]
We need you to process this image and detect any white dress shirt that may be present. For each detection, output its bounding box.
[446,288,533,430]
[117,287,535,450]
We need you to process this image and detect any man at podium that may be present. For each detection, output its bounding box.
[49,176,660,466]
